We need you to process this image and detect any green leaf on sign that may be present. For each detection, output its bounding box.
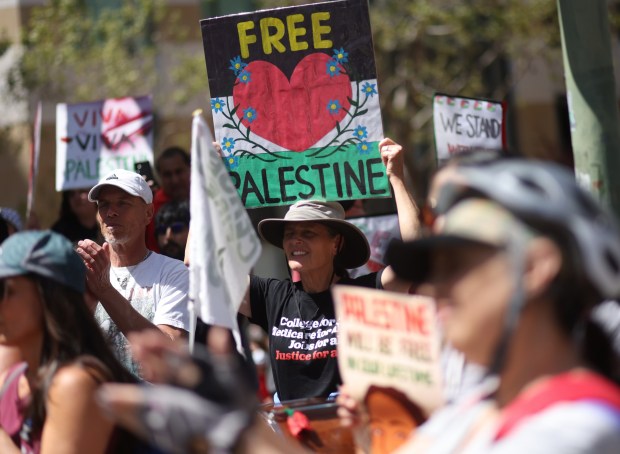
[347,97,358,107]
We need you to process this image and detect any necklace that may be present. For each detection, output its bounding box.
[111,250,152,291]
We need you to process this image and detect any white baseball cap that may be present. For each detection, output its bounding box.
[88,169,153,204]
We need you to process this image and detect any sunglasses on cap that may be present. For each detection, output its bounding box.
[156,222,188,236]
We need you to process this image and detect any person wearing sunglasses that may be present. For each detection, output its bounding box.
[386,159,620,452]
[155,201,190,261]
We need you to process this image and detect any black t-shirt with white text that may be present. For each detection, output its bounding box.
[249,272,381,401]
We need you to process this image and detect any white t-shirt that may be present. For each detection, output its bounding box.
[95,251,190,375]
[441,343,486,404]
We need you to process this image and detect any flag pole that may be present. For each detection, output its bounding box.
[26,101,42,222]
[187,109,204,354]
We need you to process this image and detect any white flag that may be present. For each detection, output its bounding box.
[189,112,262,348]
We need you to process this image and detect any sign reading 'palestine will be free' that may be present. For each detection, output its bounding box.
[200,0,390,208]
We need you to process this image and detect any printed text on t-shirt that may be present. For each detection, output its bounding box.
[273,316,338,361]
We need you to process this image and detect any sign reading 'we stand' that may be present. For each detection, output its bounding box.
[200,0,390,208]
[433,93,505,164]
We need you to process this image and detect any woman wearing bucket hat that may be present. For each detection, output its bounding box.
[384,160,620,452]
[0,231,140,453]
[239,138,419,401]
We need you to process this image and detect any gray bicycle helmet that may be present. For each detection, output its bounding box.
[435,159,620,300]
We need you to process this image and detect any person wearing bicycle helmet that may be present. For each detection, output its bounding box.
[386,159,620,453]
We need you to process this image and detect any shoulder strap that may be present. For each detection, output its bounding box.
[0,362,28,400]
[495,371,620,441]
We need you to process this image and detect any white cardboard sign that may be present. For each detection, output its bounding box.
[433,94,504,163]
[56,95,154,191]
[333,285,443,416]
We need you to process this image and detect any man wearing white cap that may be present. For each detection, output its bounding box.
[76,169,190,375]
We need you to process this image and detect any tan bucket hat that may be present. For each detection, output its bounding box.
[258,200,370,269]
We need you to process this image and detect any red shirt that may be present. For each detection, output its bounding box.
[146,188,172,252]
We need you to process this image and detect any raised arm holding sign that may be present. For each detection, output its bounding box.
[238,138,418,402]
[200,0,419,404]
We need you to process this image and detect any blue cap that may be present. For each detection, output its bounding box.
[0,230,85,293]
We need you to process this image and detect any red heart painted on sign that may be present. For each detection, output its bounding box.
[232,53,352,152]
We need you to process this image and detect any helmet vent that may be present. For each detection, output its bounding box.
[604,249,620,274]
[572,188,601,219]
[518,177,546,197]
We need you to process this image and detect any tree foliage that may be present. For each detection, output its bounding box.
[9,0,620,179]
[16,0,163,102]
[260,0,561,163]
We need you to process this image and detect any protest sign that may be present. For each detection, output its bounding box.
[201,0,389,208]
[433,93,504,163]
[189,111,262,352]
[333,286,443,417]
[56,95,154,191]
[347,213,400,277]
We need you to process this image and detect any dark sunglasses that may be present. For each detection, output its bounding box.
[156,222,188,235]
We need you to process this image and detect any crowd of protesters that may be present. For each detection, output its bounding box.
[0,131,619,454]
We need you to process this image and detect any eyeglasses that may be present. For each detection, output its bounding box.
[156,222,188,235]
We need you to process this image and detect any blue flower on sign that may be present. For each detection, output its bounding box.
[229,56,247,75]
[238,70,251,84]
[243,107,257,123]
[326,59,341,77]
[362,82,378,97]
[354,125,368,140]
[333,47,348,63]
[357,141,370,155]
[211,98,225,113]
[327,99,342,115]
[221,137,236,153]
[225,155,239,170]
